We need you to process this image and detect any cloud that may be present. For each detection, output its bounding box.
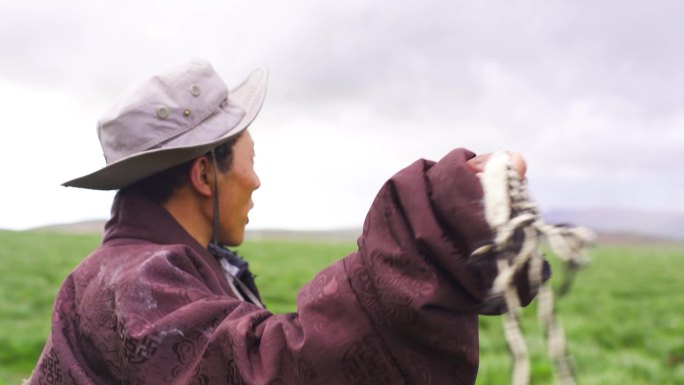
[0,0,682,230]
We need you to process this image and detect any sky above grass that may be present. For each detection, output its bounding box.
[1,0,682,230]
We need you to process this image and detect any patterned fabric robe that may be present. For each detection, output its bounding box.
[29,148,547,385]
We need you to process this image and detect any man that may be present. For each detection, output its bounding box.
[30,60,536,385]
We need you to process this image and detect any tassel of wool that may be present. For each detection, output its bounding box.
[473,152,595,385]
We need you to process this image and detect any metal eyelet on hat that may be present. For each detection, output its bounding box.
[190,85,201,97]
[156,106,170,119]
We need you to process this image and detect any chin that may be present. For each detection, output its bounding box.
[222,233,245,247]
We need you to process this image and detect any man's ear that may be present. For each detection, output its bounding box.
[188,156,214,197]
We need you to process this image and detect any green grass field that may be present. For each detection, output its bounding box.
[1,229,682,385]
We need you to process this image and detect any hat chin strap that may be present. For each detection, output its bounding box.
[208,150,264,309]
[210,149,220,246]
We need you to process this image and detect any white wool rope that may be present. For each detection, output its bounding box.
[474,152,595,385]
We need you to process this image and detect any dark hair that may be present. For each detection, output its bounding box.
[121,131,244,204]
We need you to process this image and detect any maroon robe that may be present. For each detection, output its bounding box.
[30,148,545,385]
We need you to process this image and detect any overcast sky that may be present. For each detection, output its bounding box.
[1,0,682,231]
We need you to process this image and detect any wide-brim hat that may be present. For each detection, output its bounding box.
[63,60,268,190]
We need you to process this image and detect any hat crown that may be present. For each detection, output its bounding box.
[97,60,228,164]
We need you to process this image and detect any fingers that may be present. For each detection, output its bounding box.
[466,153,492,174]
[508,151,527,181]
[467,151,527,180]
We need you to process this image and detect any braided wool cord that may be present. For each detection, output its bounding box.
[474,152,595,385]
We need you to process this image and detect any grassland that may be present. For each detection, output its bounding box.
[0,229,682,384]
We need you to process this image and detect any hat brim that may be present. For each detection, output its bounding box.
[63,67,268,190]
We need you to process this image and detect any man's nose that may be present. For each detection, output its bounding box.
[253,172,261,190]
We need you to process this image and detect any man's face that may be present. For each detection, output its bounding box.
[217,130,260,246]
